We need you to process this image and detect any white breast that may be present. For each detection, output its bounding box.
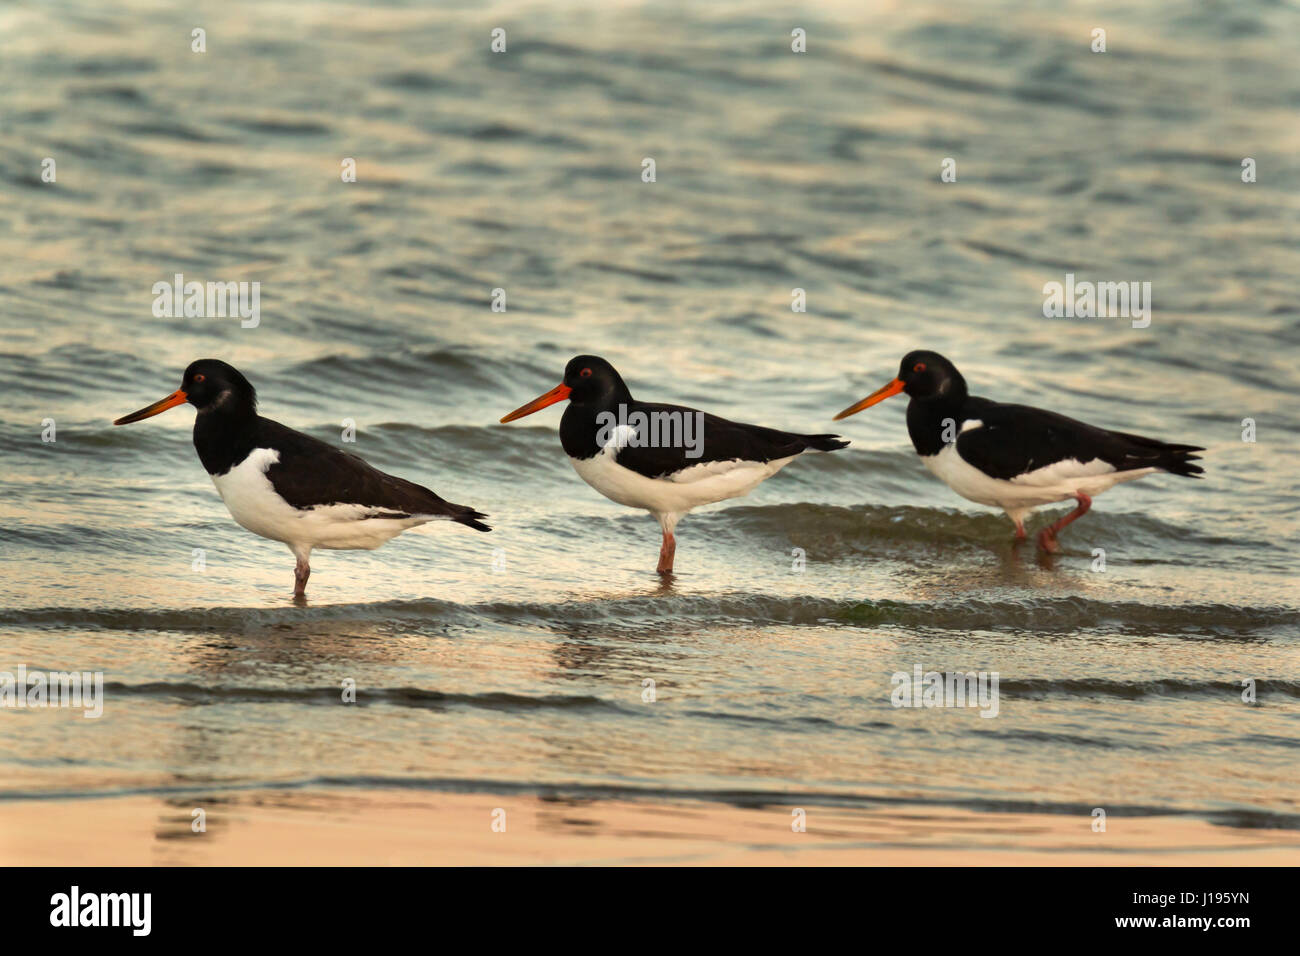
[569,444,796,518]
[921,443,1156,511]
[210,448,432,551]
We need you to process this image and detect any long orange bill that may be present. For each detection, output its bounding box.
[500,383,571,423]
[113,389,189,425]
[833,378,905,420]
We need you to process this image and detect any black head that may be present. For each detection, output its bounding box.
[500,354,631,422]
[561,355,630,406]
[114,358,257,425]
[833,350,966,420]
[895,350,965,401]
[179,359,257,414]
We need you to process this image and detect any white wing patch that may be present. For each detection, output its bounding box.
[601,424,639,452]
[666,458,760,483]
[1009,457,1116,488]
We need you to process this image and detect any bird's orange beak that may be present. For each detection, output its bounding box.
[833,378,905,420]
[500,383,571,423]
[114,389,189,425]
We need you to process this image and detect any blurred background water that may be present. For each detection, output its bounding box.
[1,0,1298,850]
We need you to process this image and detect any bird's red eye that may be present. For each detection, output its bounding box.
[913,363,926,373]
[194,374,206,383]
[580,368,592,378]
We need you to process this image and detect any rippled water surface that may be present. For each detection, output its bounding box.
[2,0,1298,844]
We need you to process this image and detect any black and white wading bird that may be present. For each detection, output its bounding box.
[500,355,849,574]
[114,359,490,597]
[833,350,1204,552]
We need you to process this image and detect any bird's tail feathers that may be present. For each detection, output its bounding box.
[452,507,492,532]
[802,434,850,453]
[413,501,491,531]
[1117,433,1205,478]
[1159,446,1205,478]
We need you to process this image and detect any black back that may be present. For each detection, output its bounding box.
[185,360,489,530]
[897,352,1204,479]
[556,355,848,479]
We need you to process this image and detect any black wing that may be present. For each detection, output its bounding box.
[609,401,848,481]
[956,398,1203,481]
[256,418,490,530]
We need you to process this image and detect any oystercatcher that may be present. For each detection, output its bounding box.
[833,350,1204,552]
[500,355,848,574]
[114,359,489,597]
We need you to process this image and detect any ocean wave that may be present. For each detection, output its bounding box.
[3,593,1294,638]
[705,501,1231,550]
[998,678,1300,700]
[95,681,627,714]
[5,773,1297,831]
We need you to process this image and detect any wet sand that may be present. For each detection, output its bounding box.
[4,790,1298,866]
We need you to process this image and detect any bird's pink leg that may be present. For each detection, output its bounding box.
[293,555,311,598]
[1037,492,1092,553]
[657,530,676,575]
[1013,520,1027,541]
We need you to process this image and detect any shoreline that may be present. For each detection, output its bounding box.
[4,787,1298,866]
